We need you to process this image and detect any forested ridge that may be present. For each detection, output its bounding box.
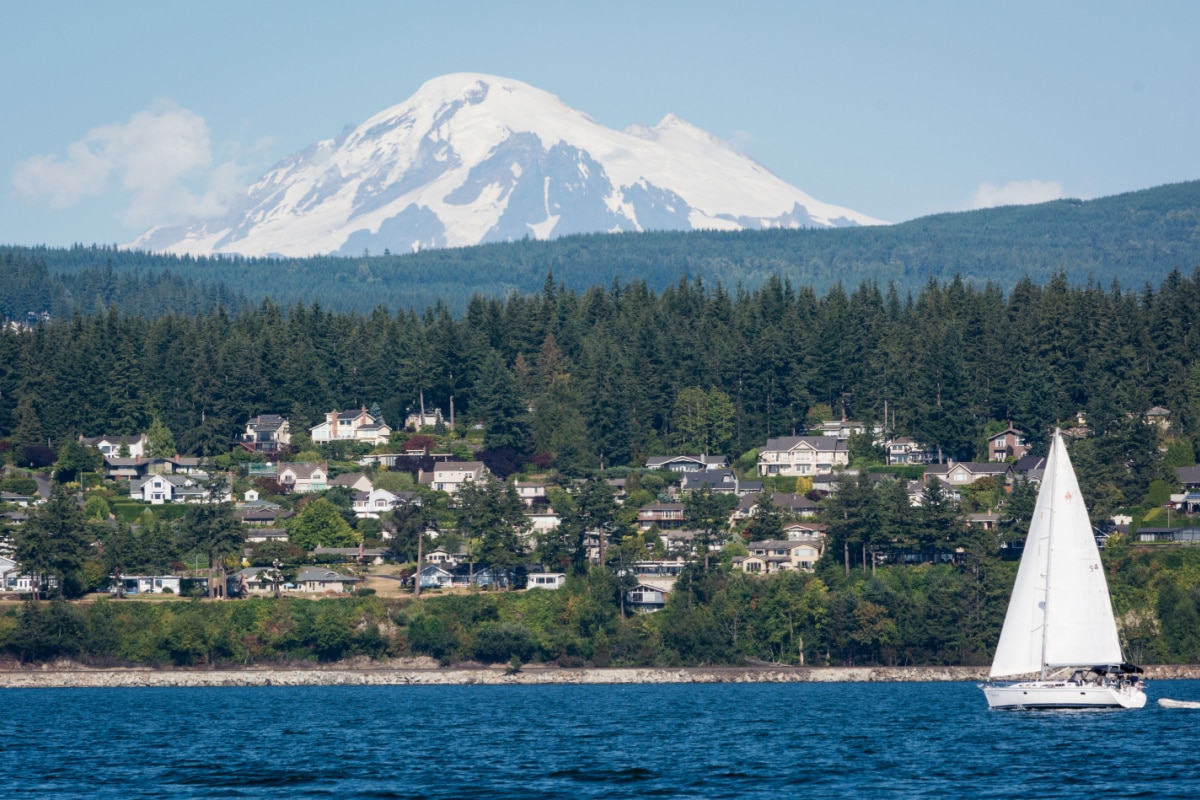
[4,179,1200,315]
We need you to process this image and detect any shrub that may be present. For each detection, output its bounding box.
[471,622,536,664]
[408,614,460,663]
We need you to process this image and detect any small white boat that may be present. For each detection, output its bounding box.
[981,430,1146,710]
[1158,698,1200,709]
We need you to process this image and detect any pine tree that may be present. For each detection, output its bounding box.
[145,414,176,458]
[15,487,94,598]
[473,351,529,451]
[456,478,529,587]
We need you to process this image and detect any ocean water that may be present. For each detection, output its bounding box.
[2,680,1199,798]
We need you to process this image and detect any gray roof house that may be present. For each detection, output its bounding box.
[645,454,730,472]
[293,567,362,593]
[678,469,762,496]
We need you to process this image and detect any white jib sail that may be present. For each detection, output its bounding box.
[989,431,1124,678]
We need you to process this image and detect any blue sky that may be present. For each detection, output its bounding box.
[4,0,1199,247]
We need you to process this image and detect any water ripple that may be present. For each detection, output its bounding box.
[1,682,1199,798]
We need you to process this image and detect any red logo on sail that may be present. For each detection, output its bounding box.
[1064,491,1072,501]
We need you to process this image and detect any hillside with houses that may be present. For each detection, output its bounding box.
[4,271,1200,666]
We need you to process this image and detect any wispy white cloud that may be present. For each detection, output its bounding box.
[728,129,754,152]
[11,104,242,227]
[968,179,1065,210]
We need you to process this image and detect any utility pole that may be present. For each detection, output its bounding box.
[414,528,423,598]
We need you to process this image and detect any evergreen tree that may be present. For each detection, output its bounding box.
[743,491,786,542]
[455,478,529,586]
[531,375,591,473]
[286,498,358,551]
[12,396,44,453]
[14,487,94,598]
[473,351,529,452]
[52,439,102,484]
[145,414,176,458]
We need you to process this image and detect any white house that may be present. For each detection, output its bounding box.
[782,521,827,541]
[423,547,458,566]
[239,414,292,455]
[526,572,567,590]
[885,436,933,465]
[0,556,16,588]
[244,528,289,544]
[114,575,182,594]
[813,420,882,440]
[352,488,403,519]
[81,433,147,459]
[130,473,230,505]
[310,408,391,445]
[3,570,52,593]
[757,436,850,477]
[515,481,548,506]
[406,408,449,431]
[230,566,280,596]
[924,461,1013,488]
[276,462,328,494]
[423,461,487,494]
[526,510,561,532]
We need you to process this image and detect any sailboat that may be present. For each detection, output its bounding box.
[981,430,1146,710]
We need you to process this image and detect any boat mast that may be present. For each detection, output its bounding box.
[1039,429,1059,681]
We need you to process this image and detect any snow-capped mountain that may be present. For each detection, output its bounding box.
[133,73,885,257]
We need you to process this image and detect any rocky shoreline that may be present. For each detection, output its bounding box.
[2,662,1198,688]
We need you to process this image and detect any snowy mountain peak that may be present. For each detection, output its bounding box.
[132,74,885,257]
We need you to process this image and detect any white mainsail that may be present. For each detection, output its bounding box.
[988,431,1124,679]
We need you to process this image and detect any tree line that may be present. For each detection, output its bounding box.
[3,179,1200,315]
[5,543,1200,668]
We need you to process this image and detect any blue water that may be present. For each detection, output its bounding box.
[2,681,1199,798]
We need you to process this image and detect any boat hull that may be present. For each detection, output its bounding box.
[982,681,1146,710]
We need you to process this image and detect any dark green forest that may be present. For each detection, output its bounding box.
[0,252,246,321]
[3,255,1200,515]
[4,179,1200,315]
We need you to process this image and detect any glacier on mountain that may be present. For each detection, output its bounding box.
[132,73,884,257]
